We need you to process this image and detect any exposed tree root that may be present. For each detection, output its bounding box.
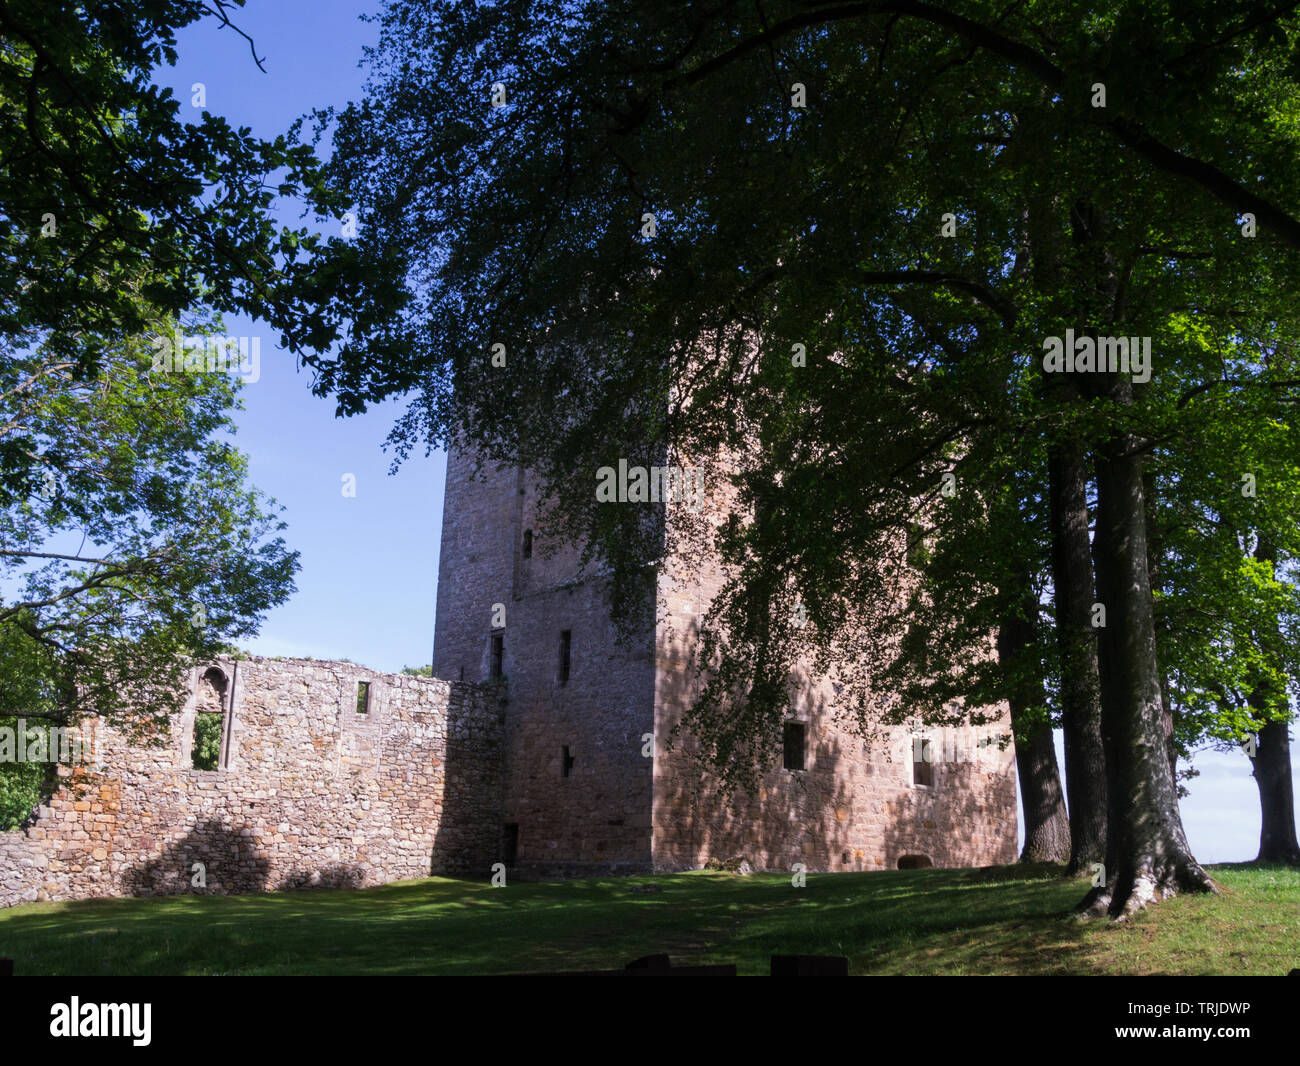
[1074,860,1217,922]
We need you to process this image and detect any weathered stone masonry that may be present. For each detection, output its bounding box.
[432,442,1019,880]
[2,439,1019,908]
[0,657,503,908]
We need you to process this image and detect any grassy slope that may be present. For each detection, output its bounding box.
[0,863,1295,976]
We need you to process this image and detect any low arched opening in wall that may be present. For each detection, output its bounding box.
[897,853,934,870]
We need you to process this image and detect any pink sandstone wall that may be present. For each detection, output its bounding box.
[432,444,657,877]
[432,442,1019,879]
[650,475,1019,872]
[0,658,503,908]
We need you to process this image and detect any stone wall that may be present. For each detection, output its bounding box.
[0,657,503,908]
[652,692,1019,872]
[432,441,1019,879]
[651,479,1019,873]
[433,444,657,878]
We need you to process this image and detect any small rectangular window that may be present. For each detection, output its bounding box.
[559,629,572,684]
[503,823,519,865]
[783,721,806,771]
[490,632,504,679]
[562,745,574,778]
[356,681,370,715]
[522,529,533,559]
[913,737,933,787]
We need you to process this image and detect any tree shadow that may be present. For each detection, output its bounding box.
[653,618,858,872]
[652,613,1016,873]
[126,819,271,897]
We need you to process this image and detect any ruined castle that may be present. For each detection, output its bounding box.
[431,444,1018,879]
[0,443,1017,908]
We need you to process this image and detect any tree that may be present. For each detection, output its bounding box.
[0,0,396,820]
[0,322,298,823]
[0,0,404,496]
[321,0,1300,914]
[1150,365,1300,864]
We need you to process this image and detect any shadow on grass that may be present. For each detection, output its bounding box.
[1,863,1291,976]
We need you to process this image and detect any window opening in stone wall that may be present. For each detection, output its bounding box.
[906,521,930,569]
[782,721,805,771]
[356,681,371,715]
[191,667,227,771]
[913,736,934,787]
[559,629,571,684]
[490,632,504,679]
[562,745,575,778]
[522,529,533,558]
[503,823,519,865]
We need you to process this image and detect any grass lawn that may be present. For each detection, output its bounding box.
[0,862,1295,975]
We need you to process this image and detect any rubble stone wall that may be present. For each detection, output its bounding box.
[0,657,503,908]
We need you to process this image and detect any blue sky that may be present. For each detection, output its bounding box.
[160,2,442,675]
[155,0,1291,864]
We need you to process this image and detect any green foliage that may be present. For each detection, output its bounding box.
[0,2,386,768]
[190,712,222,771]
[400,664,433,677]
[0,717,52,829]
[0,324,299,745]
[0,2,394,471]
[323,1,1300,790]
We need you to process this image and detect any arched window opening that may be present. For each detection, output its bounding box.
[191,667,227,771]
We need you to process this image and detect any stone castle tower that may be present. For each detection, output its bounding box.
[432,443,1019,878]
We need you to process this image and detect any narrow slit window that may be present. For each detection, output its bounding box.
[490,632,504,680]
[906,521,928,568]
[522,529,533,559]
[562,745,574,778]
[356,681,371,715]
[503,823,519,865]
[782,721,806,771]
[913,737,933,787]
[559,629,571,684]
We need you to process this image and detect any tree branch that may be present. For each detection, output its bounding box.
[860,269,1017,327]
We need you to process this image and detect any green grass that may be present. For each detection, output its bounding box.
[1,862,1295,975]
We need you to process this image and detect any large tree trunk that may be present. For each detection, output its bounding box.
[1252,715,1300,864]
[1060,199,1210,915]
[1047,440,1107,873]
[1033,189,1108,877]
[1246,537,1300,864]
[998,583,1071,863]
[1142,468,1178,781]
[1082,410,1216,918]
